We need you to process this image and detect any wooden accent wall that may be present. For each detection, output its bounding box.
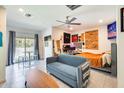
[81,33,84,41]
[85,30,98,50]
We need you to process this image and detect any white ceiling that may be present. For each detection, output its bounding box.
[5,5,117,32]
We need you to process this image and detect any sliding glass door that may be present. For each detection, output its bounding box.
[25,38,35,57]
[14,38,25,63]
[14,37,35,63]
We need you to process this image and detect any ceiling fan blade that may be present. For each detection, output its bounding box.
[56,20,66,24]
[69,17,77,23]
[70,23,81,25]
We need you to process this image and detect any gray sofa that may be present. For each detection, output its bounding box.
[46,54,90,88]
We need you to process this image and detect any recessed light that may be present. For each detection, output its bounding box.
[69,27,73,30]
[99,19,103,23]
[18,8,24,12]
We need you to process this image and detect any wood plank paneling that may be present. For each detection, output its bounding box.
[81,33,84,41]
[85,30,98,50]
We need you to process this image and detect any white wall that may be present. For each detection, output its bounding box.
[7,25,53,61]
[98,25,116,52]
[52,27,71,53]
[0,7,6,83]
[7,26,43,60]
[40,27,53,59]
[7,26,41,34]
[7,26,41,43]
[117,5,124,87]
[72,25,115,54]
[39,33,44,60]
[7,26,41,39]
[39,27,71,59]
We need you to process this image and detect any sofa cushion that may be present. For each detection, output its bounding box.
[47,62,77,80]
[58,54,86,67]
[47,67,77,87]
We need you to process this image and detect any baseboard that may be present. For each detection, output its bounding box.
[91,67,111,73]
[40,58,45,60]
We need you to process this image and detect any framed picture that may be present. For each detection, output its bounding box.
[0,32,2,47]
[121,8,124,32]
[72,34,78,42]
[63,32,70,43]
[107,21,116,39]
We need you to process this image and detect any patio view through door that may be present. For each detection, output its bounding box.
[14,37,35,63]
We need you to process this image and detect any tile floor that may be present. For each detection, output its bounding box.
[0,60,117,88]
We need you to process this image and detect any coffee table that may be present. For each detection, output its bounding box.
[25,68,59,88]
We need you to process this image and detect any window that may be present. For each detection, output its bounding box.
[14,37,35,63]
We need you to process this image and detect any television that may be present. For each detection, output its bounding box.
[108,21,116,39]
[63,32,70,43]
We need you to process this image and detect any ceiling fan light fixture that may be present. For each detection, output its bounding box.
[99,19,103,23]
[18,8,24,13]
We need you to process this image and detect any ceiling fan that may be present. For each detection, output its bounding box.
[56,16,81,27]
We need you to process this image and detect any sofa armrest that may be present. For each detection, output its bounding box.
[77,62,90,88]
[46,56,58,64]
